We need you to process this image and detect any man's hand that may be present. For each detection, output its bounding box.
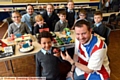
[61,51,74,64]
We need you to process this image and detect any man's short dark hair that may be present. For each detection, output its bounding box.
[37,31,53,44]
[74,20,91,31]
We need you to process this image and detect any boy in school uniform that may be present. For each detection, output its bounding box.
[66,1,77,29]
[36,31,61,80]
[92,11,107,43]
[54,11,69,32]
[71,9,88,29]
[34,15,49,35]
[76,9,87,22]
[21,4,37,35]
[8,11,30,37]
[42,3,59,31]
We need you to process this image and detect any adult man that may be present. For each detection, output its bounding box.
[61,20,110,80]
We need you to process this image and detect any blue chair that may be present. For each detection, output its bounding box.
[105,26,111,45]
[20,11,26,15]
[106,14,116,29]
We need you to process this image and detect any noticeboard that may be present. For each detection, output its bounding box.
[12,0,36,3]
[38,0,67,3]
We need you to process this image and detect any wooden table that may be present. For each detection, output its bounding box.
[0,40,41,62]
[0,31,75,62]
[103,12,120,17]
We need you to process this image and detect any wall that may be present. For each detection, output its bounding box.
[0,0,99,21]
[0,0,99,4]
[0,0,12,4]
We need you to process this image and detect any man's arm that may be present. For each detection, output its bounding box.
[61,52,93,74]
[68,55,93,74]
[70,54,78,72]
[62,45,107,74]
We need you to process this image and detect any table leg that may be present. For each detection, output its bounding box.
[4,61,10,71]
[10,60,14,73]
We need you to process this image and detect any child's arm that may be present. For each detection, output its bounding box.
[33,25,39,35]
[24,23,31,34]
[54,22,60,32]
[36,54,42,77]
[53,47,66,62]
[8,24,13,37]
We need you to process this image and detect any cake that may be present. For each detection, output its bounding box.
[15,35,31,42]
[19,45,34,53]
[18,39,34,53]
[14,34,34,53]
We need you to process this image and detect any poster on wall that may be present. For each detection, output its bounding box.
[12,0,36,3]
[38,0,67,3]
[0,0,11,1]
[73,0,99,2]
[90,0,100,1]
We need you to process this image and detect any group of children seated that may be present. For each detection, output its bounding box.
[7,1,109,80]
[8,1,107,43]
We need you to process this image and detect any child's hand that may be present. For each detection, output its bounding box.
[34,22,37,27]
[43,22,46,24]
[53,48,61,57]
[71,26,74,30]
[94,33,98,36]
[53,52,61,57]
[66,20,68,22]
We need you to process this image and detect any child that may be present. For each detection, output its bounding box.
[21,4,37,35]
[8,11,30,37]
[66,1,77,29]
[92,11,107,43]
[42,3,59,31]
[36,31,61,80]
[76,9,87,21]
[71,9,87,29]
[34,15,49,35]
[54,11,69,32]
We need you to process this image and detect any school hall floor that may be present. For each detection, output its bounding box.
[0,22,120,80]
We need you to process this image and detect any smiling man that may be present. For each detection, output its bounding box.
[61,20,110,80]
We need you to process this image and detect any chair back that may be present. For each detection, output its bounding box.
[35,11,40,14]
[116,13,120,24]
[3,17,13,27]
[108,14,116,24]
[39,10,45,15]
[87,12,94,23]
[117,13,120,17]
[105,26,111,45]
[20,11,27,15]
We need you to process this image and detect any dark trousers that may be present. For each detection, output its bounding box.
[30,26,34,35]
